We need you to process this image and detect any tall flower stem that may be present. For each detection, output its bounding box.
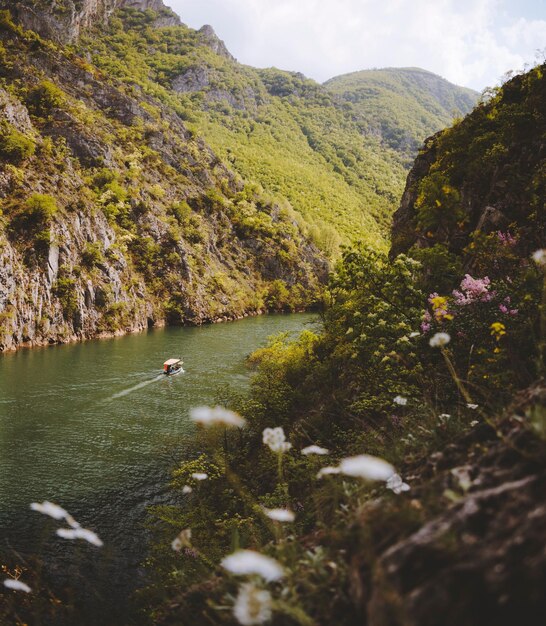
[440,346,473,404]
[538,268,546,375]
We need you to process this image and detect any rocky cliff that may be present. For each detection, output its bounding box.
[0,7,327,351]
[0,0,180,42]
[390,64,546,260]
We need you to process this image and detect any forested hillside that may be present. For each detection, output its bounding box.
[0,0,479,352]
[80,9,478,246]
[325,67,478,164]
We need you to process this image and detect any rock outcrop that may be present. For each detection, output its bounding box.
[0,0,180,43]
[197,24,235,61]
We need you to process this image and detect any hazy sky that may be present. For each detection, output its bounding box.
[166,0,546,91]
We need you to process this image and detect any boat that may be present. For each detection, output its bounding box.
[163,358,183,375]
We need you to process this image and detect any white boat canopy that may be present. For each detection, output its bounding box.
[164,358,182,366]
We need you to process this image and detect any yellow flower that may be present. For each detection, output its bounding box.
[490,322,506,341]
[430,296,448,311]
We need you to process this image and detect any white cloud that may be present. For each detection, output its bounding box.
[169,0,546,90]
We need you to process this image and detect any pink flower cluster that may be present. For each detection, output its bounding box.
[421,310,432,333]
[497,231,517,246]
[452,274,494,305]
[499,296,518,316]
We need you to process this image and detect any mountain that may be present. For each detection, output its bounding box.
[324,67,479,164]
[0,0,479,351]
[0,3,326,351]
[81,9,478,248]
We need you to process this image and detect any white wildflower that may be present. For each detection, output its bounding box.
[467,403,479,410]
[429,332,451,348]
[182,485,193,494]
[470,420,479,427]
[221,550,284,582]
[263,508,295,522]
[409,332,420,338]
[171,528,192,552]
[386,473,410,494]
[30,501,69,521]
[531,249,546,267]
[451,466,472,491]
[393,395,408,406]
[233,583,272,626]
[191,472,208,480]
[3,579,31,593]
[339,454,395,481]
[262,427,292,454]
[190,405,246,428]
[316,466,341,478]
[301,445,329,456]
[56,527,103,547]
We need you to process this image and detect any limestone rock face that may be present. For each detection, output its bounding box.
[0,0,179,43]
[197,25,235,61]
[0,13,326,351]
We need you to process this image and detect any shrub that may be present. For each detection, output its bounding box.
[54,275,79,320]
[26,80,66,117]
[0,123,35,162]
[24,193,58,223]
[81,242,104,268]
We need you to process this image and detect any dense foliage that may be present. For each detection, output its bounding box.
[324,67,477,165]
[78,10,476,248]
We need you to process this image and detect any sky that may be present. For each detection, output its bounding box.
[166,0,546,91]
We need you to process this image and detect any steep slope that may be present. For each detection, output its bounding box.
[0,7,326,351]
[77,7,407,248]
[324,67,478,165]
[390,63,546,260]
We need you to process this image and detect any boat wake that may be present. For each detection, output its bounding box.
[109,374,166,400]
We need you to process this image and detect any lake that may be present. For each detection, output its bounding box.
[0,313,318,624]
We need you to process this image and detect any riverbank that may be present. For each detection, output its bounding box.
[0,304,323,352]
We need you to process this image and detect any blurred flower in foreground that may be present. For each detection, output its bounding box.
[301,445,329,455]
[339,455,395,481]
[191,472,208,480]
[531,249,546,266]
[222,550,284,582]
[429,332,451,347]
[263,508,295,522]
[56,527,103,547]
[182,485,193,494]
[262,427,292,453]
[190,406,246,428]
[171,528,192,552]
[316,466,341,478]
[386,473,410,494]
[233,583,272,626]
[31,500,79,529]
[393,395,407,406]
[3,579,31,593]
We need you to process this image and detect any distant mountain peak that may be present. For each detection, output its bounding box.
[197,24,235,61]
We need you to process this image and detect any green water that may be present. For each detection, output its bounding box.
[0,314,318,622]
